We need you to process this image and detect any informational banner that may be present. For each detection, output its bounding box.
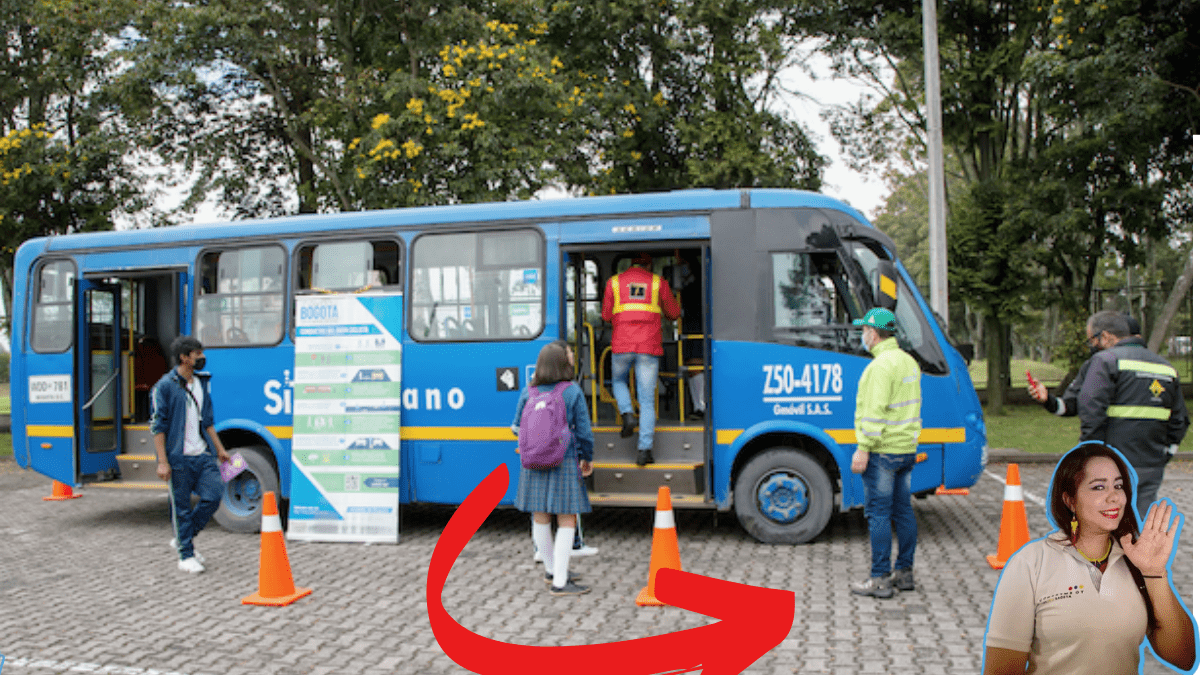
[288,293,403,543]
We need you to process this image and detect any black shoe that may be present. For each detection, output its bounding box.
[550,581,591,596]
[891,568,915,591]
[544,571,583,585]
[636,449,654,466]
[620,412,636,438]
[687,410,706,422]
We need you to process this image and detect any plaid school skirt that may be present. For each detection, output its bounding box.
[514,444,592,515]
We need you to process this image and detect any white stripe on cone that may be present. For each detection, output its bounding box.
[1004,485,1023,501]
[262,514,283,533]
[655,509,675,529]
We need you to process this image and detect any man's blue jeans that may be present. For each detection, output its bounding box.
[862,452,918,578]
[611,352,659,451]
[169,453,224,559]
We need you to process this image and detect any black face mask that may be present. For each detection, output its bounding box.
[1088,344,1101,357]
[193,357,207,371]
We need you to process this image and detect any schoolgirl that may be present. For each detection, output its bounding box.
[512,341,594,596]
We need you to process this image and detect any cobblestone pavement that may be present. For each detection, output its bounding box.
[0,459,1192,675]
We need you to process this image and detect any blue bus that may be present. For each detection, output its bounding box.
[10,189,987,543]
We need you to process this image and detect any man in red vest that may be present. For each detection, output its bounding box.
[602,252,681,466]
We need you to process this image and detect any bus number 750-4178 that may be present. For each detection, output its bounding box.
[761,363,843,396]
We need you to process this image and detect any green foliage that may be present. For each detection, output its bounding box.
[0,352,9,383]
[948,179,1039,324]
[0,0,144,316]
[114,0,826,216]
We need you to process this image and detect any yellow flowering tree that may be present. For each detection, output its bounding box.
[0,0,142,322]
[348,19,593,208]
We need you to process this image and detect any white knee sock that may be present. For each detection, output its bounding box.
[534,521,554,575]
[553,526,575,588]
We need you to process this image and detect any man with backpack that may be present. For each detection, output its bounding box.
[602,252,682,466]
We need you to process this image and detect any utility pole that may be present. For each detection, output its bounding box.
[922,0,948,322]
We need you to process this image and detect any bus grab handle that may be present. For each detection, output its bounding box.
[82,370,121,411]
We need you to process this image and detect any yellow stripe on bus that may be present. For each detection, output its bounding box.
[401,427,517,441]
[716,427,966,446]
[266,426,294,439]
[231,425,969,445]
[27,425,74,438]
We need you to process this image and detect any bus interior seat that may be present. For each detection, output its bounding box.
[134,337,169,392]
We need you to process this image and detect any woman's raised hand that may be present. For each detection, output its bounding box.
[1121,501,1179,578]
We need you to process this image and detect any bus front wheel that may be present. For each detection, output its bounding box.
[214,446,280,534]
[734,448,833,544]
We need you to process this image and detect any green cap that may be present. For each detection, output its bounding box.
[853,308,896,330]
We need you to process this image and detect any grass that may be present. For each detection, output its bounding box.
[0,396,9,415]
[970,359,1068,388]
[985,401,1194,454]
[0,432,11,459]
[972,357,1193,388]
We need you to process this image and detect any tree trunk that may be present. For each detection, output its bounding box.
[986,313,1005,415]
[1147,250,1192,354]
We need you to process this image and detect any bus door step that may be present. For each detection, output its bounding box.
[113,454,165,485]
[586,492,710,509]
[589,461,705,496]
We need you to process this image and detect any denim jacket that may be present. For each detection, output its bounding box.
[150,368,216,463]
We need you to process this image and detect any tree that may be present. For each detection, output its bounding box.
[540,0,826,194]
[115,0,829,218]
[789,0,1053,412]
[0,0,143,322]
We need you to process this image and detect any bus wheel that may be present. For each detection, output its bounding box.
[214,446,279,534]
[734,448,833,544]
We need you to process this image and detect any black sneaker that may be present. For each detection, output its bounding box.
[550,581,591,596]
[544,571,583,585]
[891,568,915,592]
[636,449,654,466]
[620,412,636,438]
[850,576,894,599]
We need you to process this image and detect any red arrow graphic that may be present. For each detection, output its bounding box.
[427,464,795,674]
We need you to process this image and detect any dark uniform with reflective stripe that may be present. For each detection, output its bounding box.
[1078,337,1189,517]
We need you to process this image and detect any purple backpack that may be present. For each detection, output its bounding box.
[518,381,573,470]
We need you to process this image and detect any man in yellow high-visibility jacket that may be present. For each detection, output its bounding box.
[849,308,922,599]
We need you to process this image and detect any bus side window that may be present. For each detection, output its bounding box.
[196,246,286,346]
[296,239,402,293]
[410,229,543,341]
[31,259,76,353]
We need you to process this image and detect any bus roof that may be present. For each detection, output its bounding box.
[34,188,871,252]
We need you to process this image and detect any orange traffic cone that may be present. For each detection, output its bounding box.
[636,486,683,606]
[936,485,970,496]
[242,492,312,606]
[43,480,82,501]
[987,464,1030,569]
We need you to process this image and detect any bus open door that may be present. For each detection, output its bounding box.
[77,279,124,481]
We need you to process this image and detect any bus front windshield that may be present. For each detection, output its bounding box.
[846,241,947,374]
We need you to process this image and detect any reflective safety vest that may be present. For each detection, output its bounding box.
[610,274,662,315]
[601,266,681,356]
[854,337,922,454]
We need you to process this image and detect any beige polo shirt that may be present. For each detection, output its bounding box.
[985,534,1148,674]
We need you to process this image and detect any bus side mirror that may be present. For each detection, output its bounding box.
[874,261,898,312]
[956,343,974,364]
